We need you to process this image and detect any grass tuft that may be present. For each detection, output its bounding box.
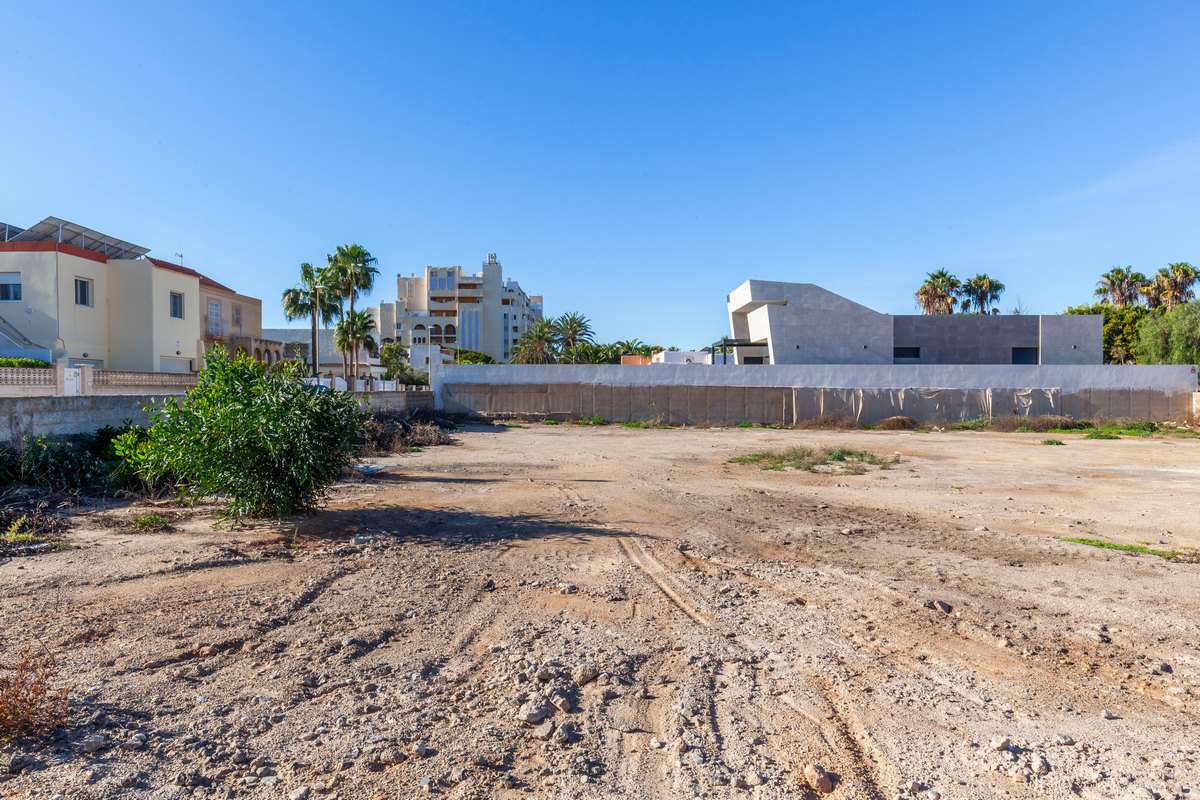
[1058,536,1183,560]
[727,445,899,473]
[1041,439,1065,446]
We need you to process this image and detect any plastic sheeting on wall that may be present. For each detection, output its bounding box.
[791,387,1059,424]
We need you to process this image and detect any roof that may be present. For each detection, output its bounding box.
[0,216,149,259]
[146,257,236,294]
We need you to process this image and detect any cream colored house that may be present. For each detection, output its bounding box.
[370,253,542,364]
[0,216,279,371]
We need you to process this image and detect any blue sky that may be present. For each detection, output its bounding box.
[2,2,1198,348]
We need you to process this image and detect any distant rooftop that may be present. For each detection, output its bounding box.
[0,216,149,259]
[146,257,236,294]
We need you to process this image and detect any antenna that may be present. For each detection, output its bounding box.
[175,252,184,265]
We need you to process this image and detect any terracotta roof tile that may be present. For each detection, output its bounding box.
[147,257,237,294]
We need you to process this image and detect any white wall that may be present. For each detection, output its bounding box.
[433,363,1198,406]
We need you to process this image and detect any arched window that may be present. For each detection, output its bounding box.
[275,350,281,362]
[413,324,426,345]
[430,324,442,343]
[444,323,456,344]
[254,348,262,360]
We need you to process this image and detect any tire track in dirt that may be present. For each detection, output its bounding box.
[616,535,714,628]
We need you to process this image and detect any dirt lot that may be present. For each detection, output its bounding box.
[2,425,1198,800]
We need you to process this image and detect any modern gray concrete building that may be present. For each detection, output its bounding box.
[726,280,1102,366]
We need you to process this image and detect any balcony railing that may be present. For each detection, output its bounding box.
[203,316,228,337]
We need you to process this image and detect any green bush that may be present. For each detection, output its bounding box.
[118,348,365,523]
[6,437,107,489]
[0,358,51,368]
[1133,302,1200,366]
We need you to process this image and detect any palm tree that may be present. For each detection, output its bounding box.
[1094,266,1148,308]
[1160,262,1198,310]
[324,244,379,382]
[333,310,378,387]
[509,319,559,364]
[281,262,339,376]
[914,270,961,315]
[961,274,1006,314]
[553,312,594,350]
[614,339,645,356]
[1141,275,1167,310]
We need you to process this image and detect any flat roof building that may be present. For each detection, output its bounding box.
[726,280,1102,366]
[369,253,542,364]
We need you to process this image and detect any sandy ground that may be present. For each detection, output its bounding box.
[1,424,1198,800]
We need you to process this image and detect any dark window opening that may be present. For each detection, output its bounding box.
[742,356,765,365]
[1012,347,1039,365]
[893,346,921,359]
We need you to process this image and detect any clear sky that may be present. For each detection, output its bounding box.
[3,2,1198,348]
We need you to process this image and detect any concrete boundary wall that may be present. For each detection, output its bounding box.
[434,364,1199,424]
[433,363,1198,393]
[0,394,184,442]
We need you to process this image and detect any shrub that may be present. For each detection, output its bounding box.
[359,411,454,455]
[0,358,51,369]
[0,645,70,743]
[577,415,608,426]
[14,437,107,489]
[118,348,365,523]
[1133,302,1200,365]
[134,514,168,531]
[878,416,917,430]
[453,348,495,365]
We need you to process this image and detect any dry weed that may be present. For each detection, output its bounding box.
[878,416,918,430]
[0,644,70,742]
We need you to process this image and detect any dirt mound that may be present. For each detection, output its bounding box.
[877,415,918,430]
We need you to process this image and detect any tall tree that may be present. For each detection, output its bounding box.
[1159,262,1198,311]
[1094,266,1148,308]
[962,274,1006,314]
[281,262,339,376]
[324,245,379,382]
[1133,302,1200,365]
[509,319,559,364]
[553,312,594,350]
[333,310,378,386]
[914,270,961,315]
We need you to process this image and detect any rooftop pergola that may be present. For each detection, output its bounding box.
[1,216,149,260]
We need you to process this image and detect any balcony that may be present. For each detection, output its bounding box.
[456,287,482,298]
[202,317,228,339]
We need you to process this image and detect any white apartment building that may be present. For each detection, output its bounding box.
[369,253,542,364]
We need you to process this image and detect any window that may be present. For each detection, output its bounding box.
[0,273,20,302]
[1012,347,1039,365]
[207,300,221,335]
[170,291,185,319]
[75,278,93,307]
[232,304,242,326]
[893,346,920,359]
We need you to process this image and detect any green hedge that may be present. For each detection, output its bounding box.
[0,358,51,368]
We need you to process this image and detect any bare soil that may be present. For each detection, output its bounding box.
[2,425,1198,800]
